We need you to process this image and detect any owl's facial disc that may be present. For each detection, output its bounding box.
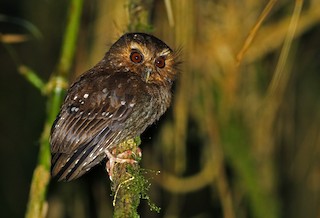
[108,35,177,86]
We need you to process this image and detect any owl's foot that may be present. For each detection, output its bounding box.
[105,148,142,181]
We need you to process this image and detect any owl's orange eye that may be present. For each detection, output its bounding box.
[155,56,165,68]
[130,51,143,63]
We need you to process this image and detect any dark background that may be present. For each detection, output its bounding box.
[1,0,320,217]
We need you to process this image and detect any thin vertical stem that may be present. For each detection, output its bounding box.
[25,0,84,217]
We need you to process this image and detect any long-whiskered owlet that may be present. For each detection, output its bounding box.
[50,33,179,181]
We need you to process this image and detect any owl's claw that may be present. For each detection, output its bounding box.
[105,148,142,181]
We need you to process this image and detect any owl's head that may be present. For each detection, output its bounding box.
[105,33,179,86]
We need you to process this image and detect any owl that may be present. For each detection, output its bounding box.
[50,33,179,181]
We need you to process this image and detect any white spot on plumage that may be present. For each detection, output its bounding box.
[102,112,106,116]
[75,159,79,164]
[102,88,107,93]
[121,100,126,105]
[71,107,79,112]
[129,103,135,107]
[73,96,78,100]
[83,93,89,98]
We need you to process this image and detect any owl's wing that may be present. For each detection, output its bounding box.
[50,73,146,181]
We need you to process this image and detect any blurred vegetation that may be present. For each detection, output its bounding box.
[0,0,320,217]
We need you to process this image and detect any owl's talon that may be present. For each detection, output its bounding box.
[105,149,139,181]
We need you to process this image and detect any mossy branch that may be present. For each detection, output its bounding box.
[111,138,160,218]
[25,0,83,217]
[111,138,142,218]
[111,1,159,217]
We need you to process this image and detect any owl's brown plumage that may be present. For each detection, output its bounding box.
[50,33,179,181]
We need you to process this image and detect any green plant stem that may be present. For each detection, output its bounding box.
[25,0,83,217]
[56,0,83,78]
[127,0,153,32]
[19,65,45,92]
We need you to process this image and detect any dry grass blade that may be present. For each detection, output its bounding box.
[236,0,277,65]
[164,0,174,27]
[0,33,30,43]
[155,159,215,193]
[267,0,303,96]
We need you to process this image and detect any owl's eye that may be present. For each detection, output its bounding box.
[155,56,166,68]
[130,51,143,63]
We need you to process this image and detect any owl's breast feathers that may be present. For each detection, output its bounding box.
[50,71,171,181]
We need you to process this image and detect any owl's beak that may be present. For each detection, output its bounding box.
[143,67,153,82]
